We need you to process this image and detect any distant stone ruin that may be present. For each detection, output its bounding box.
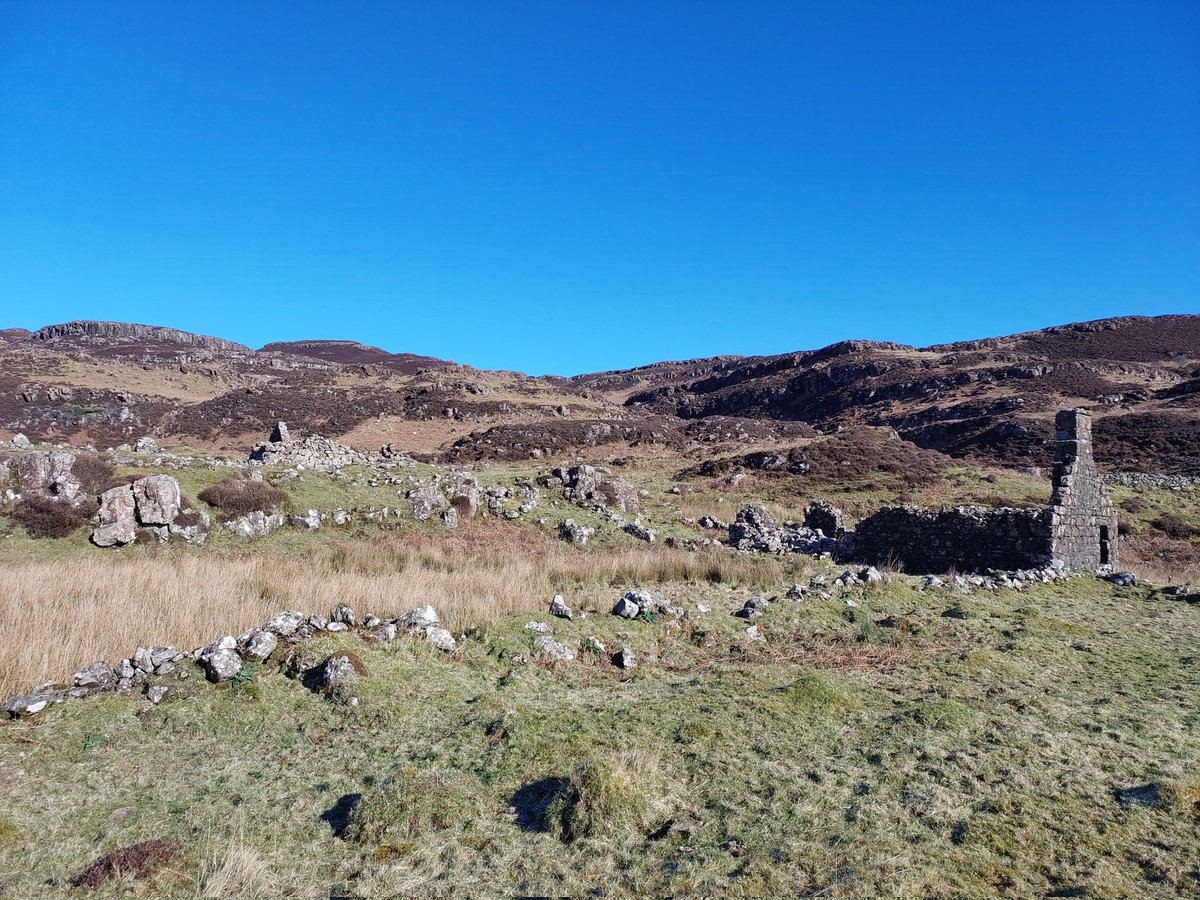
[249,421,372,472]
[854,409,1119,574]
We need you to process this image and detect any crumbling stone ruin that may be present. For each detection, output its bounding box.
[853,409,1119,574]
[249,421,375,471]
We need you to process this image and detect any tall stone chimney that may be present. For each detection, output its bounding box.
[1048,409,1119,571]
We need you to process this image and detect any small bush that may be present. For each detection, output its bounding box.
[71,453,118,494]
[198,477,288,517]
[548,750,667,842]
[1150,513,1200,540]
[11,496,92,539]
[346,768,474,844]
[1121,496,1149,514]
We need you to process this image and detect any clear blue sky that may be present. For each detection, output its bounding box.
[1,1,1197,374]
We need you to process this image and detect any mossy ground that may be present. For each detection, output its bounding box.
[1,572,1196,898]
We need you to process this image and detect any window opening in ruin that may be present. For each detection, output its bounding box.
[1099,525,1110,565]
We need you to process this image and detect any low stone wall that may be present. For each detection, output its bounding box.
[854,505,1052,574]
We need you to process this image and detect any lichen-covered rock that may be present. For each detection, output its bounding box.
[228,511,283,540]
[408,485,447,521]
[241,630,278,661]
[73,661,115,691]
[168,509,211,545]
[612,597,640,619]
[91,521,136,547]
[623,521,656,543]
[424,626,457,651]
[559,519,595,545]
[132,475,182,526]
[290,509,322,531]
[330,603,358,626]
[533,634,575,662]
[549,594,573,619]
[320,653,366,689]
[2,689,64,717]
[615,646,638,670]
[202,648,243,683]
[263,610,306,635]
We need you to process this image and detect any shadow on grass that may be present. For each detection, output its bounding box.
[510,777,569,832]
[320,793,362,837]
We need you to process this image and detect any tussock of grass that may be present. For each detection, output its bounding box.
[547,750,669,842]
[347,768,476,845]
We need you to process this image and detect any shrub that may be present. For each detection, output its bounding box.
[1121,496,1149,514]
[346,768,474,844]
[547,750,667,842]
[71,453,119,494]
[198,477,288,517]
[11,497,92,539]
[1150,513,1200,540]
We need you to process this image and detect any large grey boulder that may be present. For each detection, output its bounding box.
[408,485,447,521]
[16,450,82,502]
[612,597,640,619]
[132,475,182,526]
[91,521,136,547]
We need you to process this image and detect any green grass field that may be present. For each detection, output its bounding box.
[2,570,1196,898]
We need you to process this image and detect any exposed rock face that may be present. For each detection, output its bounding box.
[32,320,249,352]
[132,475,181,525]
[16,451,82,503]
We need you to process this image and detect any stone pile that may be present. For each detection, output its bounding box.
[540,464,641,514]
[1,602,459,718]
[728,505,837,555]
[249,423,374,472]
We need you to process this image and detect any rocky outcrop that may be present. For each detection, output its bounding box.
[15,451,83,503]
[541,464,641,514]
[92,474,210,547]
[31,320,249,352]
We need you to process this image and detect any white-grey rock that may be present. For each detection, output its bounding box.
[203,648,243,683]
[615,646,638,669]
[549,594,573,619]
[132,474,182,525]
[424,626,457,651]
[525,621,553,634]
[330,603,358,626]
[396,605,439,629]
[264,610,306,635]
[242,630,278,661]
[146,685,168,704]
[533,634,576,662]
[612,597,640,619]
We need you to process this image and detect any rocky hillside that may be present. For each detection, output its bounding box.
[0,316,1197,472]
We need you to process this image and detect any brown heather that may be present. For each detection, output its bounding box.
[0,529,783,698]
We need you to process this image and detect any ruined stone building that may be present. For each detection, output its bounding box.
[854,409,1119,574]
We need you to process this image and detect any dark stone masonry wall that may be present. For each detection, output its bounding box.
[854,506,1051,574]
[1048,409,1119,571]
[851,409,1119,574]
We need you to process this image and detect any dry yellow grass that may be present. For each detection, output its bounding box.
[0,528,784,698]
